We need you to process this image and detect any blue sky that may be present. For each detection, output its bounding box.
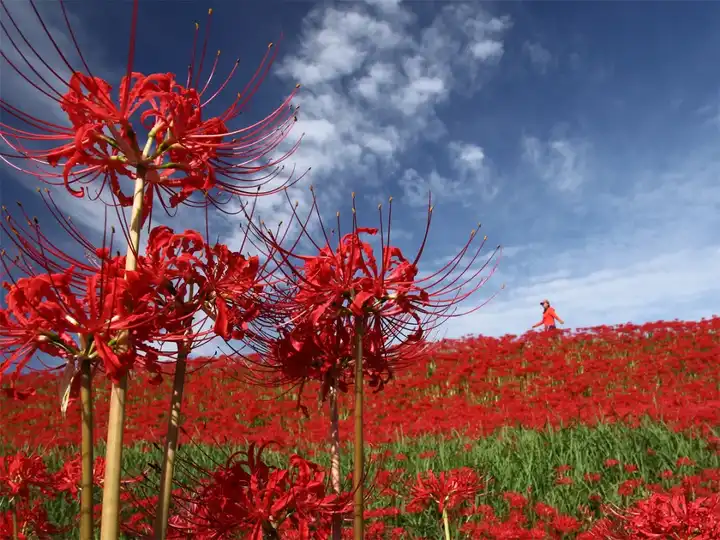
[2,0,720,352]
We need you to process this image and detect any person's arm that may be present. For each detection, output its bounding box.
[554,312,564,325]
[532,321,543,328]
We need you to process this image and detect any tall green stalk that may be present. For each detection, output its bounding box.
[79,357,94,540]
[100,170,146,540]
[153,339,190,539]
[352,320,365,540]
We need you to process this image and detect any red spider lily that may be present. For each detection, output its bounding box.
[0,260,160,386]
[252,317,428,404]
[242,190,501,394]
[586,491,720,539]
[0,452,56,500]
[0,500,59,539]
[138,442,352,539]
[141,224,267,346]
[0,0,303,219]
[53,456,107,498]
[240,189,500,538]
[407,467,484,515]
[0,192,271,393]
[0,452,64,539]
[0,192,157,388]
[270,191,499,334]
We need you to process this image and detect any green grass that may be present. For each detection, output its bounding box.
[8,421,718,538]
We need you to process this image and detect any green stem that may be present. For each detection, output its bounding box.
[442,507,451,540]
[352,319,365,540]
[11,502,18,540]
[153,339,190,540]
[79,357,94,540]
[329,383,342,540]
[99,169,146,540]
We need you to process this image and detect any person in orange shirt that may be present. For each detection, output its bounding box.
[532,299,564,330]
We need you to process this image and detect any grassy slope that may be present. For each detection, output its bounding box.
[2,318,720,537]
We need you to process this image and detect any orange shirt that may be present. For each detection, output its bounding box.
[542,307,558,328]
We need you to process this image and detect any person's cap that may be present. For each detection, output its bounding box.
[540,299,550,305]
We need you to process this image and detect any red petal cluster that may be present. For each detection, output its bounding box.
[0,452,55,500]
[243,192,500,404]
[0,450,141,538]
[0,501,58,539]
[126,443,352,539]
[143,225,264,343]
[0,260,158,385]
[587,490,720,539]
[408,467,483,514]
[1,1,302,217]
[0,195,267,395]
[0,452,63,538]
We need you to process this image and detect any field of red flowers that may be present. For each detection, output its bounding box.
[2,317,720,538]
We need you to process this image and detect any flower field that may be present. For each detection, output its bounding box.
[2,317,719,538]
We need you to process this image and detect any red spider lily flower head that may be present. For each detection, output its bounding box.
[0,501,60,539]
[52,456,106,498]
[0,451,63,538]
[0,260,158,386]
[408,467,484,515]
[142,224,268,346]
[148,442,352,539]
[0,0,304,221]
[588,491,720,539]
[0,196,171,394]
[241,189,502,399]
[248,316,428,406]
[0,451,56,500]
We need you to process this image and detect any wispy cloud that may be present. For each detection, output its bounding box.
[399,140,498,208]
[522,135,590,193]
[454,137,720,338]
[451,245,720,338]
[523,41,553,74]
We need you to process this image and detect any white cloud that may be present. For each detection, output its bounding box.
[275,1,511,195]
[448,140,499,199]
[448,245,720,338]
[399,140,498,207]
[449,141,487,173]
[364,0,403,12]
[697,94,720,130]
[500,243,537,259]
[399,169,452,208]
[522,41,553,74]
[522,135,590,192]
[448,141,720,339]
[215,1,512,260]
[471,40,505,61]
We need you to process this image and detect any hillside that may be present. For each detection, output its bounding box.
[2,318,719,537]
[3,318,719,449]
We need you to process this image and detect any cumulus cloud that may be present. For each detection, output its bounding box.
[275,2,511,192]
